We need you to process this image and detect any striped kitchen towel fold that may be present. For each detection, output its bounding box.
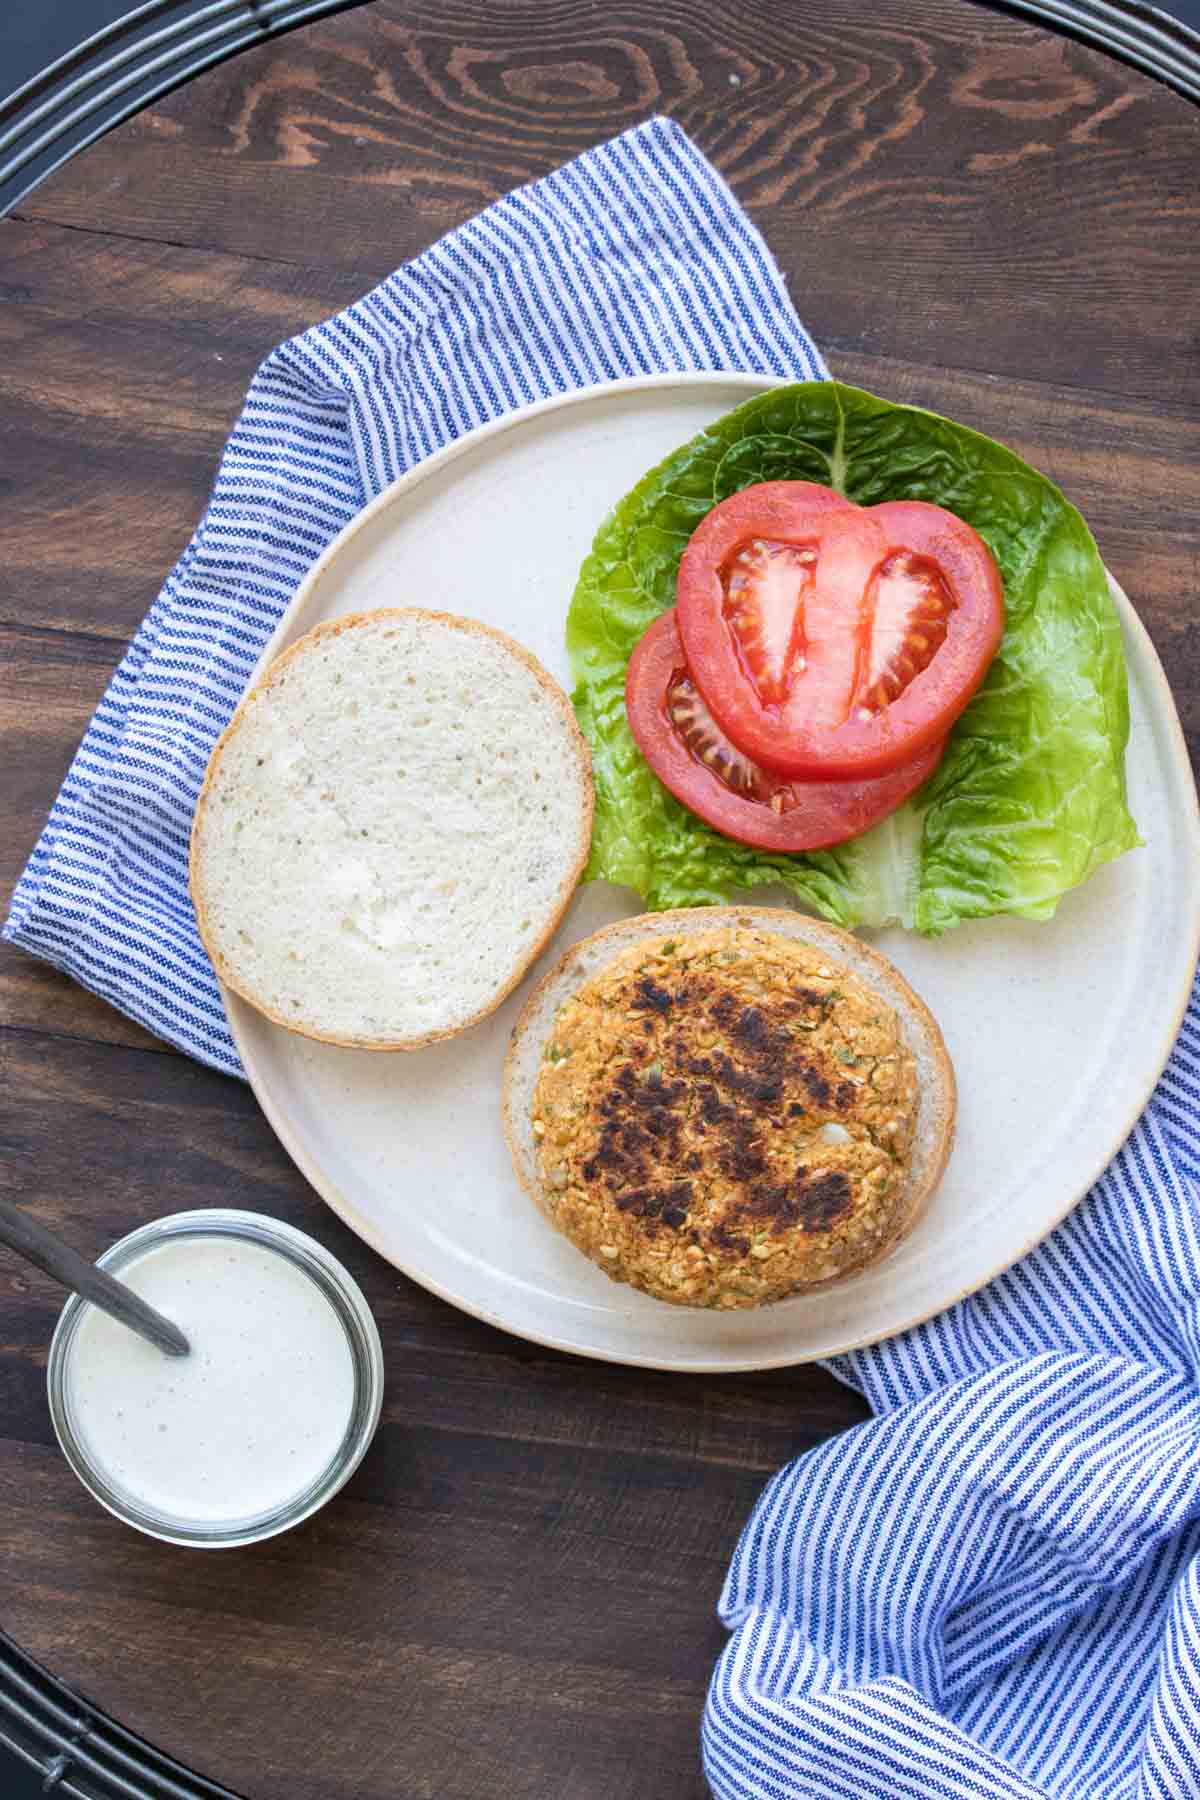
[2,116,826,1077]
[705,968,1200,1799]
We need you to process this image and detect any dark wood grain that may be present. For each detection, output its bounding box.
[0,1026,863,1800]
[0,1,1197,1797]
[13,1,1200,407]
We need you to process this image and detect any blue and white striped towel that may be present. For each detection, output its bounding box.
[2,116,823,1076]
[707,973,1200,1799]
[8,117,1200,1799]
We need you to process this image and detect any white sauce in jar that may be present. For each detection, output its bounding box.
[64,1235,356,1524]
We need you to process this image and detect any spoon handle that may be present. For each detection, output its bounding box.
[0,1200,190,1357]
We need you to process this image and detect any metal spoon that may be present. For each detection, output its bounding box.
[0,1199,189,1357]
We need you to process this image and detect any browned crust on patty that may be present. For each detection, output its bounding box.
[502,908,955,1306]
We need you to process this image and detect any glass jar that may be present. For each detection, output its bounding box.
[46,1209,384,1548]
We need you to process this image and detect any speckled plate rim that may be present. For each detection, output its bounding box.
[221,371,1200,1372]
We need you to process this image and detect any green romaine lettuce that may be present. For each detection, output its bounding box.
[566,381,1138,933]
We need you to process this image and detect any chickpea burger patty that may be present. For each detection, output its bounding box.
[502,909,955,1309]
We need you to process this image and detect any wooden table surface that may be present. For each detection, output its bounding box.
[1,4,1197,1797]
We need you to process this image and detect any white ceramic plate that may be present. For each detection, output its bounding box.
[225,374,1200,1371]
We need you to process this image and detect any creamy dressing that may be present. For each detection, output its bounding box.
[65,1236,356,1524]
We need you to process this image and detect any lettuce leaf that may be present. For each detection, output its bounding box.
[567,381,1139,933]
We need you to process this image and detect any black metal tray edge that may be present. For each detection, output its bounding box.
[0,0,365,216]
[0,1633,241,1800]
[995,0,1200,98]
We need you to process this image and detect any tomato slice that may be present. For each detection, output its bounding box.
[625,610,944,853]
[676,487,1004,779]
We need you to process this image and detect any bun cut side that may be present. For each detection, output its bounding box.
[191,609,593,1050]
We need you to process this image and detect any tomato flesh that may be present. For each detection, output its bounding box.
[723,538,817,706]
[860,550,954,711]
[677,488,1004,779]
[626,610,944,854]
[665,663,779,805]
